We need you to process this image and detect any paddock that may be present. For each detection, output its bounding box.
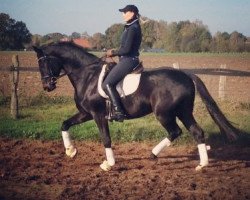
[0,52,250,103]
[0,52,250,199]
[0,138,249,199]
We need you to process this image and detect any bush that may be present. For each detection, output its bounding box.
[0,94,10,106]
[28,92,73,106]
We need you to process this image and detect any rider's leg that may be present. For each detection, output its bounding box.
[104,84,126,122]
[102,57,139,122]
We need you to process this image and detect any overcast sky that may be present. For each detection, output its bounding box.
[1,0,250,37]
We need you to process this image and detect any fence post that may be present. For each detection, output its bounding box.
[173,62,180,69]
[218,64,226,100]
[10,54,19,119]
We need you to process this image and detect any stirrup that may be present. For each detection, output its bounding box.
[111,112,126,122]
[106,112,126,122]
[105,99,126,122]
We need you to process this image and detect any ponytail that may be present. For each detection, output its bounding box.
[139,15,149,24]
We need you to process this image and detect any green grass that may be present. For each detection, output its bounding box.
[1,51,249,67]
[0,94,250,146]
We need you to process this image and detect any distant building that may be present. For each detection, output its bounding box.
[60,37,92,49]
[73,38,92,49]
[60,37,70,42]
[246,37,250,44]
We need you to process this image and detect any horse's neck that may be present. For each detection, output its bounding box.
[49,46,100,92]
[65,63,100,94]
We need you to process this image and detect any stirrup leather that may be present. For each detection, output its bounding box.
[105,99,126,122]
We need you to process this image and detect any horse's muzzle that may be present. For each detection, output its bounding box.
[42,77,57,92]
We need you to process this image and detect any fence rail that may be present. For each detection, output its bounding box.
[1,55,250,119]
[0,66,39,72]
[2,64,250,76]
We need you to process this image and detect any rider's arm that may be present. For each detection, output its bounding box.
[111,27,136,56]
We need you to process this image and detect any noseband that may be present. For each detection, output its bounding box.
[38,55,66,82]
[38,55,106,82]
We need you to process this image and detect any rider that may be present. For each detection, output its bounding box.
[102,4,142,122]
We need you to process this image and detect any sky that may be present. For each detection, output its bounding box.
[1,0,250,37]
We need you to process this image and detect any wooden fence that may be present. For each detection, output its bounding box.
[0,55,39,119]
[1,55,250,119]
[173,63,229,100]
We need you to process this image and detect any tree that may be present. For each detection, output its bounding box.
[39,32,65,45]
[245,37,250,52]
[199,30,212,52]
[175,20,212,52]
[179,21,196,52]
[104,23,123,49]
[71,32,81,39]
[153,20,168,49]
[141,20,157,49]
[229,31,246,52]
[88,16,249,53]
[211,32,230,52]
[90,32,105,50]
[0,13,31,50]
[31,34,42,47]
[81,31,90,39]
[164,22,180,52]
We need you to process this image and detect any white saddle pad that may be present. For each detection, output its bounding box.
[98,64,141,98]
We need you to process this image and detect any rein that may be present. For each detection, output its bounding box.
[37,55,107,87]
[38,55,62,80]
[38,55,106,81]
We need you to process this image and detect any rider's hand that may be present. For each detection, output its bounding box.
[106,49,115,57]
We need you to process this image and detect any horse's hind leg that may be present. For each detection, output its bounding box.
[151,113,182,158]
[178,111,209,170]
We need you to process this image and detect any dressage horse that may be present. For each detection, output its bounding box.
[33,42,238,171]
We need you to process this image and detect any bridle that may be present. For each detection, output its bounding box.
[37,54,107,85]
[38,55,66,82]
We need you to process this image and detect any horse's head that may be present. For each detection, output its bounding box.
[33,46,63,92]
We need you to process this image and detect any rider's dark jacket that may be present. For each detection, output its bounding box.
[102,17,142,89]
[112,18,141,58]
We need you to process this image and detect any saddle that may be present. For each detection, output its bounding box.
[98,61,144,99]
[105,61,144,76]
[97,61,144,121]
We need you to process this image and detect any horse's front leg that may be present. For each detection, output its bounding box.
[61,111,92,158]
[93,115,115,171]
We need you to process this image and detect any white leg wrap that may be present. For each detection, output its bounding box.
[105,148,115,166]
[152,137,171,156]
[62,131,73,148]
[197,143,209,166]
[62,131,77,158]
[100,148,115,171]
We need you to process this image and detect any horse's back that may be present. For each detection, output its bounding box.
[142,67,194,91]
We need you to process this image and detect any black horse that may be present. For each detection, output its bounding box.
[33,42,238,171]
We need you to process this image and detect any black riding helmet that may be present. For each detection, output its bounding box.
[119,5,139,15]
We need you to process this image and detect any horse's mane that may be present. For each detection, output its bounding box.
[42,41,99,68]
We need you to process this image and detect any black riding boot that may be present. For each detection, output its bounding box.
[105,84,127,122]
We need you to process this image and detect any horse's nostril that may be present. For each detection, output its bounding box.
[51,77,57,83]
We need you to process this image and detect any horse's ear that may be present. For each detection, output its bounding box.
[33,46,44,57]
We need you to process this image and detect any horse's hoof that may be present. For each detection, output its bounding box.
[65,146,77,158]
[100,160,112,171]
[149,153,158,160]
[195,164,207,171]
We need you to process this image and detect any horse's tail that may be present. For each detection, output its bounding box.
[189,73,239,141]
